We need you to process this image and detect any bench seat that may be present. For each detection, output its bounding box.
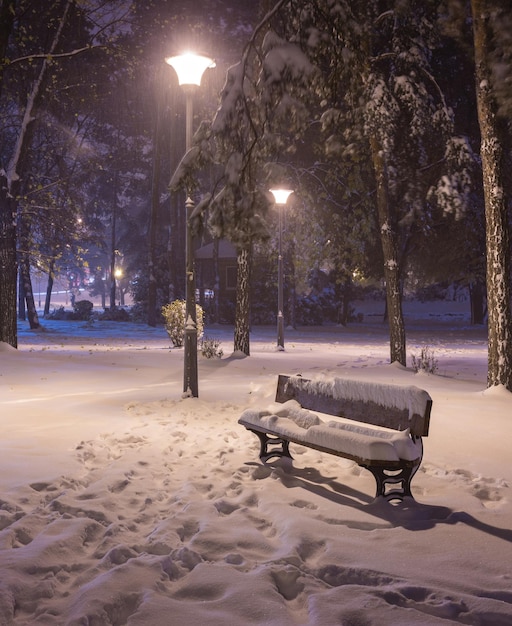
[239,400,422,465]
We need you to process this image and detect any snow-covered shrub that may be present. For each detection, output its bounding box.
[162,300,204,348]
[46,306,67,320]
[295,290,340,325]
[128,303,146,322]
[73,300,93,320]
[295,294,324,325]
[411,346,438,374]
[99,307,130,321]
[201,336,223,359]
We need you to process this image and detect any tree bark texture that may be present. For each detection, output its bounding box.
[469,281,486,325]
[0,0,16,102]
[234,246,251,356]
[148,69,165,327]
[18,219,40,330]
[44,261,55,317]
[20,255,40,330]
[472,0,512,390]
[286,239,296,330]
[168,85,184,304]
[0,0,18,346]
[0,174,18,346]
[17,271,25,321]
[109,172,118,310]
[213,237,220,324]
[370,135,406,366]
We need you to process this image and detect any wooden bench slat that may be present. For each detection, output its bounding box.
[276,374,432,437]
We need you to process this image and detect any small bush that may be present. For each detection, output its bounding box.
[47,302,94,321]
[129,303,147,323]
[201,336,223,359]
[162,300,204,347]
[46,306,67,320]
[411,346,438,374]
[73,300,94,320]
[99,307,131,321]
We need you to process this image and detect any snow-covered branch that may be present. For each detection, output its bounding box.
[5,45,104,67]
[6,0,73,191]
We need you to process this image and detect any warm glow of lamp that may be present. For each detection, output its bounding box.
[269,188,294,205]
[165,52,215,86]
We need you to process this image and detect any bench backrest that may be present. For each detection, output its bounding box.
[275,374,432,437]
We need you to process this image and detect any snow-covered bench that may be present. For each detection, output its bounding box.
[238,374,433,502]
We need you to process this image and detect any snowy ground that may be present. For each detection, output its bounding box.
[1,300,511,625]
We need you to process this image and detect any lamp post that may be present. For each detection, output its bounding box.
[269,188,293,350]
[166,52,214,397]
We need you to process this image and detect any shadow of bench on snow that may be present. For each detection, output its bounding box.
[247,458,512,543]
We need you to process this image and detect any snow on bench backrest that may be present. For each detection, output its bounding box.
[275,374,432,437]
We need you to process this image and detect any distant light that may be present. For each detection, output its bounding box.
[165,53,215,86]
[269,188,294,205]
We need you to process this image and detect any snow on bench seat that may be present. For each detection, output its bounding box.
[239,399,422,463]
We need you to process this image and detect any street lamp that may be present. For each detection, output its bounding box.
[269,188,293,350]
[166,52,215,397]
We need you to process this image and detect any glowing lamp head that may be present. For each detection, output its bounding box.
[269,188,294,205]
[165,52,215,86]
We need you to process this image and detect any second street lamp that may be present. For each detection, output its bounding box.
[165,52,214,397]
[269,188,293,350]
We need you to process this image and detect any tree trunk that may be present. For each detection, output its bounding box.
[472,0,512,390]
[109,172,117,310]
[234,246,251,355]
[213,237,220,324]
[17,268,26,321]
[148,69,165,327]
[168,198,178,303]
[0,174,18,346]
[20,257,40,330]
[0,0,16,101]
[44,261,55,316]
[18,216,40,329]
[339,277,353,327]
[285,237,296,329]
[370,135,406,366]
[168,85,182,303]
[469,281,486,325]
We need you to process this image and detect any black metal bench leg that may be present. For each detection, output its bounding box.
[250,430,293,463]
[364,464,418,502]
[364,437,423,502]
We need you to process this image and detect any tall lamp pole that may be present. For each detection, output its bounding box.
[165,52,214,397]
[269,188,293,350]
